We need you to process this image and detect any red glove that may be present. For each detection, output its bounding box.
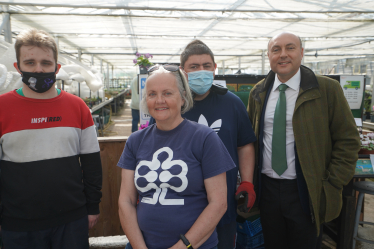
[235,181,256,213]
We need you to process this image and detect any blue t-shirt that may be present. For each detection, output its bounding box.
[118,119,236,249]
[150,91,256,226]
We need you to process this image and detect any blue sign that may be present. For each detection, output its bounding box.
[139,75,150,125]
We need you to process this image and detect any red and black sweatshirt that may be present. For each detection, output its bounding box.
[0,90,102,231]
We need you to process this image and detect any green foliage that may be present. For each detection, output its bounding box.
[364,90,372,113]
[133,53,153,68]
[361,142,374,150]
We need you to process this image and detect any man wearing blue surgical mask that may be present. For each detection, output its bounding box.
[149,40,257,249]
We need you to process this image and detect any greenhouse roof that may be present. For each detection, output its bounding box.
[1,0,374,73]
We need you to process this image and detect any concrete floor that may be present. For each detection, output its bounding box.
[103,99,374,249]
[102,99,133,137]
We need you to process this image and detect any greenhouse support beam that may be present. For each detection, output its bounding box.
[106,63,109,88]
[2,2,374,14]
[99,59,103,99]
[302,40,306,65]
[43,33,374,41]
[1,7,12,43]
[78,49,82,62]
[5,11,374,22]
[262,50,265,75]
[61,52,374,57]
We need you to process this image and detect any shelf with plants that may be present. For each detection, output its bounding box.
[82,97,102,108]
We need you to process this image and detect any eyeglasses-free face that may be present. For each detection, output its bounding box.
[267,33,304,83]
[183,54,216,74]
[145,73,185,131]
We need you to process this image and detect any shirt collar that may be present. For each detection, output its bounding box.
[272,68,301,92]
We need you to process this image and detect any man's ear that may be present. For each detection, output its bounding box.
[55,64,61,75]
[14,62,22,75]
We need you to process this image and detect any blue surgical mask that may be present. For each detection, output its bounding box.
[187,70,214,95]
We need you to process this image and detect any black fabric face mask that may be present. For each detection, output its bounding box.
[21,71,57,93]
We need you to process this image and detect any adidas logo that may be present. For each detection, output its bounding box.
[198,114,222,134]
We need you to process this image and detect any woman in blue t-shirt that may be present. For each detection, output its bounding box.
[118,65,236,249]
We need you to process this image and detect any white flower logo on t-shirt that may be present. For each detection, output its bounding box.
[135,147,188,205]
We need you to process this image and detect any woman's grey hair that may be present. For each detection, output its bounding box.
[140,65,193,115]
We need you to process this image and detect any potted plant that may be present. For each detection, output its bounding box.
[83,97,90,105]
[359,133,374,154]
[133,52,153,74]
[90,97,97,106]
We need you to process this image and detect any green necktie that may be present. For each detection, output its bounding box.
[272,83,289,176]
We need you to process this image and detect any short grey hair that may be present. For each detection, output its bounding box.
[140,65,193,115]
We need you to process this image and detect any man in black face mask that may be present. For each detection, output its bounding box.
[0,29,103,249]
[13,31,61,98]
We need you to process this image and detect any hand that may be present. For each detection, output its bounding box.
[235,181,256,213]
[88,214,100,229]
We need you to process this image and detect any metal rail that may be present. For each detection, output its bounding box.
[2,3,374,14]
[91,98,113,113]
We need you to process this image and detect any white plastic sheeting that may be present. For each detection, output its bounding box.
[62,64,103,91]
[0,64,22,94]
[0,1,374,72]
[56,68,69,81]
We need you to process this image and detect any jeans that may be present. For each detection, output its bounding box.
[131,109,140,133]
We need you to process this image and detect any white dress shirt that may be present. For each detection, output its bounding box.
[262,69,301,179]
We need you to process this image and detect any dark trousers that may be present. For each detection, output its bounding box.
[131,109,140,133]
[2,215,89,249]
[216,220,237,249]
[260,174,319,249]
[125,242,217,249]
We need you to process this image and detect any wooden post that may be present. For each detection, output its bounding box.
[89,136,128,237]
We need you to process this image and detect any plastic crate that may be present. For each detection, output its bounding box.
[236,232,264,249]
[236,217,262,236]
